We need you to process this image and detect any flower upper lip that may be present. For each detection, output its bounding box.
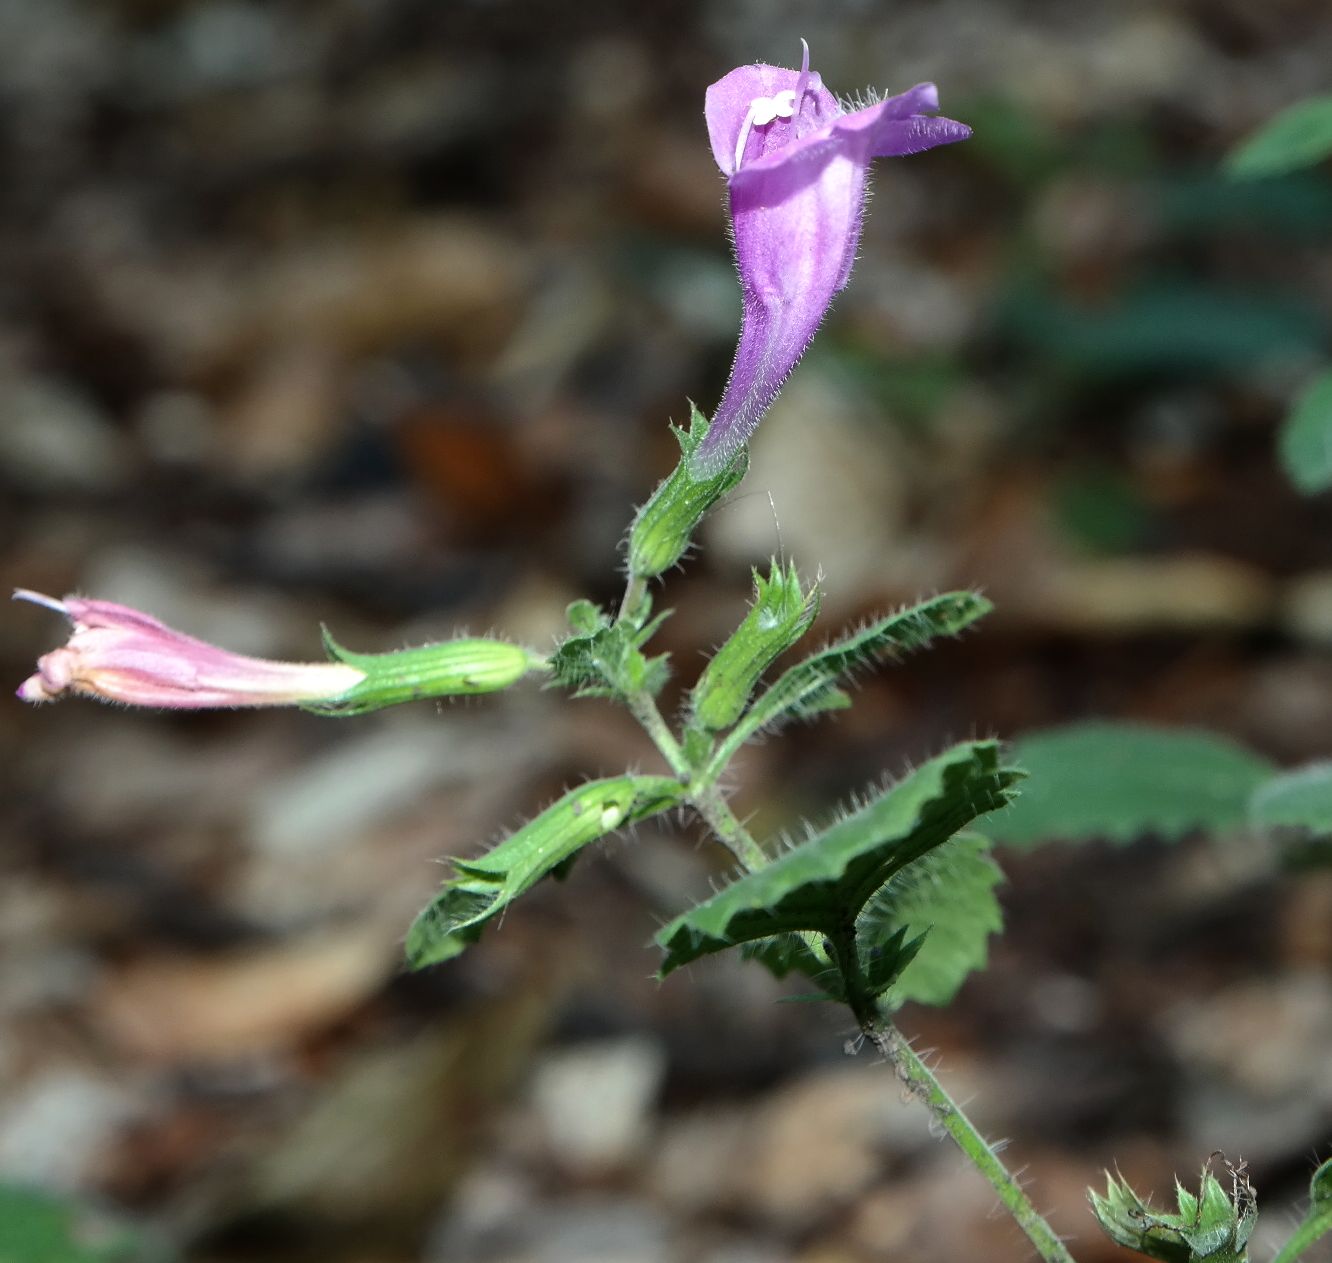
[692,44,970,475]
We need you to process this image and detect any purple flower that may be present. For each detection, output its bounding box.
[14,590,365,708]
[694,43,970,475]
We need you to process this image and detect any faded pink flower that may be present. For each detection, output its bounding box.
[14,590,364,709]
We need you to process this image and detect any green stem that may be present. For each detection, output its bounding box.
[870,1019,1077,1263]
[1272,1210,1332,1263]
[619,572,649,625]
[625,691,689,778]
[626,688,768,870]
[689,784,768,871]
[615,571,1072,1262]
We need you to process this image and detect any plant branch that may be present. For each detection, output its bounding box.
[868,1018,1077,1263]
[1272,1209,1332,1263]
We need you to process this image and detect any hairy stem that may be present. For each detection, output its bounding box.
[869,1019,1077,1263]
[689,784,768,871]
[625,692,689,778]
[619,572,649,624]
[617,571,1072,1262]
[1272,1211,1332,1263]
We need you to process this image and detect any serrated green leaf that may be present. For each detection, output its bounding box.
[741,934,847,1000]
[407,775,682,968]
[861,833,1004,1008]
[656,740,1021,978]
[1273,1157,1332,1263]
[1251,762,1332,834]
[1279,370,1332,495]
[701,592,992,782]
[981,722,1275,848]
[1226,95,1332,180]
[690,560,820,731]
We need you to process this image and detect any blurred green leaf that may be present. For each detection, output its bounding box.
[820,346,967,429]
[1226,95,1332,180]
[1278,370,1332,494]
[1052,471,1152,555]
[982,722,1275,847]
[407,775,683,967]
[657,741,1020,986]
[0,1184,162,1263]
[1155,171,1332,239]
[1251,762,1332,835]
[998,278,1324,378]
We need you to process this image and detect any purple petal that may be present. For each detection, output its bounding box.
[704,62,841,177]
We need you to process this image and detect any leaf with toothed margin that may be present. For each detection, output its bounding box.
[407,775,682,968]
[860,833,1003,1007]
[699,592,992,779]
[655,741,1021,988]
[979,722,1274,848]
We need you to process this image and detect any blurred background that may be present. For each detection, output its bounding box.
[2,1,1331,1260]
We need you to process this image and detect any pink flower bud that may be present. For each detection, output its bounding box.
[14,590,365,709]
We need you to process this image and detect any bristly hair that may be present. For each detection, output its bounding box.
[838,86,883,113]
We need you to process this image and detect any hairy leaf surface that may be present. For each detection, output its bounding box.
[657,740,1019,978]
[981,722,1274,847]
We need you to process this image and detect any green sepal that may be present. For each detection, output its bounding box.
[655,741,1021,1003]
[699,591,992,781]
[406,774,683,968]
[627,403,748,580]
[548,599,671,699]
[307,628,541,716]
[689,560,820,732]
[1089,1163,1257,1263]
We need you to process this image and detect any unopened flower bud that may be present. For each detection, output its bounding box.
[690,560,819,731]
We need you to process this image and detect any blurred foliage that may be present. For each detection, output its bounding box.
[982,723,1274,847]
[1225,95,1332,181]
[0,1185,165,1263]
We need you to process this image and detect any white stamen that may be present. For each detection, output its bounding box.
[12,589,69,615]
[733,39,816,172]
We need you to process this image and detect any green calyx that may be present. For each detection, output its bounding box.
[1089,1164,1257,1263]
[627,403,748,580]
[308,629,543,715]
[406,774,683,967]
[690,560,819,732]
